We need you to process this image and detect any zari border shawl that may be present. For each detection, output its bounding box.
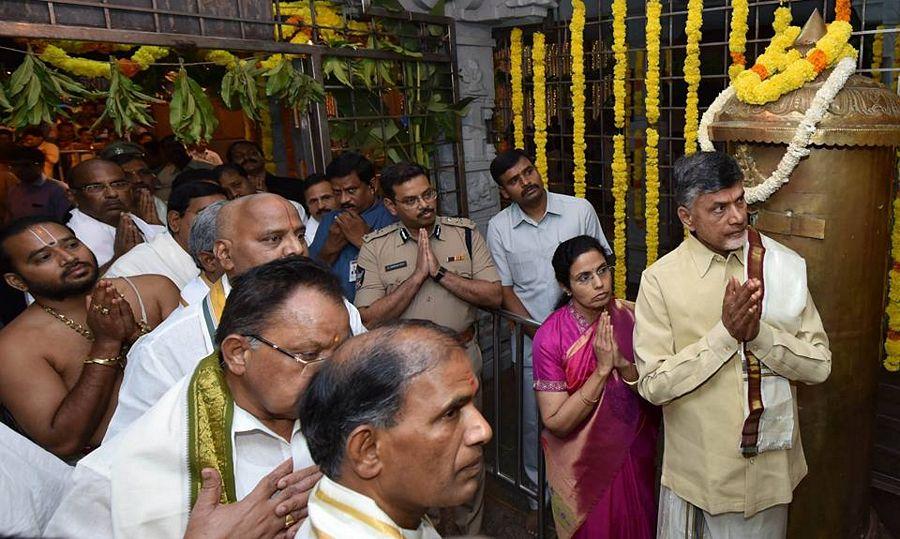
[187,352,236,507]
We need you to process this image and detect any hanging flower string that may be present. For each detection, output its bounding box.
[532,32,548,186]
[728,0,749,81]
[683,0,703,155]
[611,0,628,296]
[39,44,170,79]
[872,26,885,80]
[885,188,900,372]
[570,0,588,199]
[510,28,526,150]
[644,0,662,266]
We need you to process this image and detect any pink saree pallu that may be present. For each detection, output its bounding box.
[540,301,659,539]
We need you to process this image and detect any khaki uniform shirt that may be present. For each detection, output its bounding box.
[634,234,831,517]
[355,216,500,333]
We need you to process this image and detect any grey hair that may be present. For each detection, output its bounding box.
[188,199,228,268]
[673,151,744,208]
[299,320,464,479]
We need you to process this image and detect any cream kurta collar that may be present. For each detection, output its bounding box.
[684,232,745,278]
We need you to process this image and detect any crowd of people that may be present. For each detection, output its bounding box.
[0,117,832,539]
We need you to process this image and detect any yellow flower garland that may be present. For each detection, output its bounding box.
[611,0,628,296]
[683,0,703,156]
[885,190,900,371]
[872,26,885,80]
[571,0,588,198]
[532,32,548,186]
[205,50,240,70]
[510,28,525,151]
[645,0,662,266]
[39,44,169,78]
[727,0,749,81]
[733,8,857,106]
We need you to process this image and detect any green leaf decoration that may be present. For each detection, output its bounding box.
[322,57,354,88]
[169,67,219,145]
[220,59,264,122]
[93,58,163,136]
[264,57,325,114]
[5,53,97,129]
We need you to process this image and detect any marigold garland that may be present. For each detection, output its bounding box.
[885,191,900,372]
[872,26,885,81]
[571,0,588,198]
[733,4,857,106]
[611,0,628,296]
[532,32,548,186]
[39,44,169,79]
[728,0,749,81]
[683,0,703,155]
[510,28,526,151]
[645,0,662,266]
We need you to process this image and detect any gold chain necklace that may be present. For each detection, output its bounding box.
[38,304,95,342]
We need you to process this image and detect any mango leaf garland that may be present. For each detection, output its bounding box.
[169,68,218,145]
[220,59,265,122]
[5,53,96,128]
[264,57,325,114]
[0,84,10,112]
[94,58,163,136]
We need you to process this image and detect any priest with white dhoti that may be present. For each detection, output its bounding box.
[105,193,365,440]
[66,159,166,269]
[105,182,227,289]
[46,256,350,537]
[633,152,831,538]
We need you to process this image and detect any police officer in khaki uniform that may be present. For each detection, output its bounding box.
[354,162,501,536]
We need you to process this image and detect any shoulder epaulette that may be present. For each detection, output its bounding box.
[439,216,476,229]
[363,221,401,243]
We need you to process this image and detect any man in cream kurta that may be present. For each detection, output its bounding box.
[105,194,365,440]
[47,255,352,538]
[633,152,830,537]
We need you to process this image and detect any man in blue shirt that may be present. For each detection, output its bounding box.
[309,152,395,300]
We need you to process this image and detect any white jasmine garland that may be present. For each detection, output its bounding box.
[699,56,857,204]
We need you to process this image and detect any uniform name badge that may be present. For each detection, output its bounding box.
[349,259,358,282]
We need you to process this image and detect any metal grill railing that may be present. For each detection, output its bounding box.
[479,308,550,537]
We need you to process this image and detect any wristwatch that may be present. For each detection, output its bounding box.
[433,265,448,282]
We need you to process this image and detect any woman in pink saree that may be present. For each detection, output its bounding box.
[533,235,659,539]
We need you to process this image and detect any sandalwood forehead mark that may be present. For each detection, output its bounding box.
[27,225,61,247]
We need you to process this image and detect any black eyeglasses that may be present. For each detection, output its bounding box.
[245,334,329,366]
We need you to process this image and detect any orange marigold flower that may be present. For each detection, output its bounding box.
[730,52,746,66]
[835,0,851,22]
[116,58,140,78]
[807,49,828,72]
[750,64,768,79]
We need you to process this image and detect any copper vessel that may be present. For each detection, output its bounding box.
[707,11,900,538]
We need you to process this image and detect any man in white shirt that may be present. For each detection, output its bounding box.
[297,320,491,538]
[181,199,228,306]
[66,159,166,270]
[486,149,610,518]
[105,181,227,289]
[47,256,349,537]
[301,173,337,245]
[106,193,365,439]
